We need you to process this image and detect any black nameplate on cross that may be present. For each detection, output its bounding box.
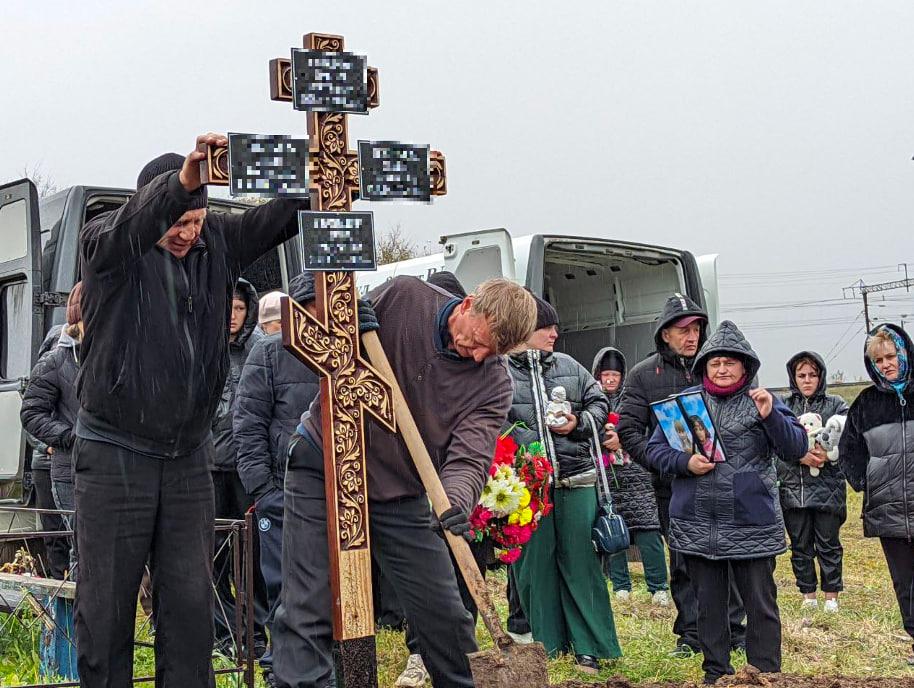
[298,210,377,271]
[291,48,368,114]
[357,141,431,202]
[227,133,310,197]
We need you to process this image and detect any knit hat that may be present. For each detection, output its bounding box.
[66,282,83,326]
[598,350,624,374]
[427,271,467,298]
[136,152,208,210]
[289,271,316,306]
[258,291,286,325]
[532,293,559,330]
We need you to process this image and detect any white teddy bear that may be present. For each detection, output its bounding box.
[797,412,824,477]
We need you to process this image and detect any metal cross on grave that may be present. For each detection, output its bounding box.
[201,32,447,687]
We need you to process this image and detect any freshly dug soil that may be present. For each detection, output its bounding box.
[551,665,914,688]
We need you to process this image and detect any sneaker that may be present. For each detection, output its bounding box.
[263,671,278,688]
[396,654,429,687]
[669,643,698,658]
[614,589,631,601]
[507,631,533,644]
[652,590,670,607]
[575,654,599,674]
[824,598,839,613]
[801,597,819,610]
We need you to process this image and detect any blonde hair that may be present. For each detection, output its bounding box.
[470,279,537,355]
[866,328,896,360]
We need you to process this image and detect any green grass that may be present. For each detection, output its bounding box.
[3,490,912,686]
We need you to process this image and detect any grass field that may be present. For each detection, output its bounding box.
[3,491,911,687]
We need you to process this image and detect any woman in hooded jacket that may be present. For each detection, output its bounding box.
[592,346,669,605]
[839,324,914,666]
[777,351,849,612]
[20,283,84,580]
[645,320,807,685]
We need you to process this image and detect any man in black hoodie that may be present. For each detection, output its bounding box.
[74,134,308,688]
[617,293,745,656]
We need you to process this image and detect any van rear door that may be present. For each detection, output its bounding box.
[441,228,516,291]
[0,180,43,481]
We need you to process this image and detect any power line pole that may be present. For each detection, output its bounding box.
[844,266,914,332]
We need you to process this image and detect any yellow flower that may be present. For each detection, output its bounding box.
[518,507,533,526]
[518,488,531,509]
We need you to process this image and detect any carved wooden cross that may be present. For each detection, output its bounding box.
[203,32,447,686]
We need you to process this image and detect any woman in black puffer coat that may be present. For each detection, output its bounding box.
[646,320,806,685]
[840,324,914,666]
[777,351,849,612]
[509,296,620,673]
[592,347,669,605]
[21,284,83,580]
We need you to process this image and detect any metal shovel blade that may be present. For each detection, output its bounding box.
[468,640,550,688]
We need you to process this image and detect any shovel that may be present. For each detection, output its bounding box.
[362,331,550,688]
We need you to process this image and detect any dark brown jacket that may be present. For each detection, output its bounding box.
[301,276,513,511]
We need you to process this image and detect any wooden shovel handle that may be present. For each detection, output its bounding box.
[361,330,513,650]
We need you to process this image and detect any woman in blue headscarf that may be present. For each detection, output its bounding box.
[840,324,914,666]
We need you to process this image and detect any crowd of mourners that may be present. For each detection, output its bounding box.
[14,141,914,688]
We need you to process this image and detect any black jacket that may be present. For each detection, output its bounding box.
[21,332,81,484]
[645,320,807,560]
[593,347,660,531]
[76,171,304,458]
[506,350,608,480]
[617,294,708,498]
[27,324,65,472]
[776,351,849,515]
[234,273,320,498]
[212,279,260,471]
[839,324,914,539]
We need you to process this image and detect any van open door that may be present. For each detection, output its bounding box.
[441,228,516,291]
[0,180,43,481]
[696,253,720,328]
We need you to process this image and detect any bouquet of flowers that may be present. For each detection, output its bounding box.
[468,429,554,564]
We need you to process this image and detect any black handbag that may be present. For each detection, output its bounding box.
[583,411,631,555]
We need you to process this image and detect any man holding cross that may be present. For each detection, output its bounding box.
[74,134,308,688]
[272,275,536,688]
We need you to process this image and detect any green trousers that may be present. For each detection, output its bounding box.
[512,485,622,659]
[605,529,669,593]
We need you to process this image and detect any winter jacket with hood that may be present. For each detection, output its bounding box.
[21,329,81,484]
[506,349,609,481]
[27,324,65,472]
[593,347,660,531]
[77,170,306,458]
[617,293,709,498]
[645,320,807,560]
[776,351,849,515]
[839,324,914,539]
[212,279,261,471]
[234,272,321,499]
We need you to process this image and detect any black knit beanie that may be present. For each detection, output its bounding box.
[598,350,625,374]
[427,271,467,298]
[136,152,208,210]
[532,294,559,330]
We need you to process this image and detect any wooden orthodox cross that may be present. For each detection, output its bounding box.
[202,32,446,686]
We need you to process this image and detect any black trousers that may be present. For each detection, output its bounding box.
[880,538,914,645]
[254,487,286,672]
[212,470,269,650]
[685,555,781,680]
[73,438,216,688]
[657,494,746,650]
[32,468,69,580]
[272,437,477,688]
[783,508,846,593]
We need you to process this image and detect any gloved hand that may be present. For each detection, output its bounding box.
[431,506,473,541]
[357,299,379,333]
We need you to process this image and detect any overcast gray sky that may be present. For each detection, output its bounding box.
[4,1,913,385]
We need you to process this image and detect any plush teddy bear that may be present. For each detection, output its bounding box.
[814,414,846,463]
[797,412,824,476]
